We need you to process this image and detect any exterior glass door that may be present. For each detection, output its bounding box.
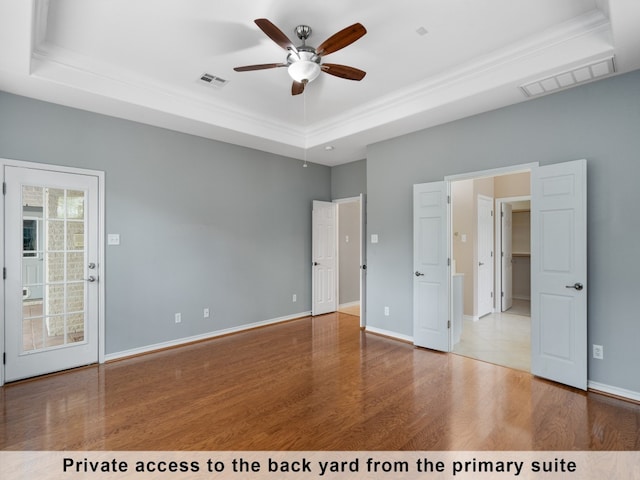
[4,166,99,382]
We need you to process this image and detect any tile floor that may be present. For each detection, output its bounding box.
[453,299,531,372]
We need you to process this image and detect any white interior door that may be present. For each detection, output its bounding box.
[312,200,337,316]
[531,159,587,390]
[413,182,449,351]
[359,193,367,328]
[4,165,100,382]
[501,202,513,311]
[477,195,494,317]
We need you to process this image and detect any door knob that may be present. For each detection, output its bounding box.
[565,282,584,291]
[88,262,96,269]
[313,262,319,266]
[415,271,425,277]
[85,276,97,283]
[479,262,485,266]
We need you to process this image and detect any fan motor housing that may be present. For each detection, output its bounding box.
[295,25,312,41]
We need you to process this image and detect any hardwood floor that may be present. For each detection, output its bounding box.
[1,313,639,451]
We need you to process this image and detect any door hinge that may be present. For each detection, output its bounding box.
[2,267,6,280]
[2,352,5,365]
[501,211,504,218]
[491,291,494,298]
[447,195,451,204]
[2,182,5,195]
[447,320,451,329]
[501,291,504,297]
[447,258,451,266]
[491,210,494,217]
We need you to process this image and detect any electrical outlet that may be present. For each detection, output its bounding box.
[292,294,297,303]
[175,313,182,324]
[384,306,390,316]
[203,308,210,319]
[593,344,603,360]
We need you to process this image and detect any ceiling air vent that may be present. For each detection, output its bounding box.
[199,73,228,88]
[520,57,615,98]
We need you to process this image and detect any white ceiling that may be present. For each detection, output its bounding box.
[1,0,639,166]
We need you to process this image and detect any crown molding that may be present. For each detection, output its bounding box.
[304,9,611,146]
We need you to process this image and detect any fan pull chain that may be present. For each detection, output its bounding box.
[303,89,308,168]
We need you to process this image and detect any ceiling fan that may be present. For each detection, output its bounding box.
[234,18,367,95]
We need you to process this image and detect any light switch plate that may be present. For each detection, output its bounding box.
[371,234,379,244]
[107,234,120,245]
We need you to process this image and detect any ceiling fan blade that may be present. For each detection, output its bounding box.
[316,23,367,57]
[292,81,306,96]
[321,63,366,81]
[255,18,297,53]
[234,63,287,72]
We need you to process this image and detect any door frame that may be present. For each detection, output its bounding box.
[1,158,105,387]
[333,195,366,328]
[494,195,531,313]
[445,162,538,352]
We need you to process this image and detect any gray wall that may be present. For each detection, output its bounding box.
[367,69,640,393]
[0,93,331,355]
[331,159,366,200]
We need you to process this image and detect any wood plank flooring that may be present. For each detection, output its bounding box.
[1,313,639,450]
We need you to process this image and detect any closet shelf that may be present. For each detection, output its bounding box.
[512,252,531,257]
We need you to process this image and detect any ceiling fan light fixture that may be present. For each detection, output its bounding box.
[234,19,367,94]
[288,61,321,83]
[288,51,321,83]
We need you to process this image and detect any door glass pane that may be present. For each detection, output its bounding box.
[66,190,85,219]
[46,220,65,250]
[22,185,87,353]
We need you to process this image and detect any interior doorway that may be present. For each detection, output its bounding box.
[312,195,366,327]
[414,159,587,389]
[335,197,363,321]
[450,171,532,372]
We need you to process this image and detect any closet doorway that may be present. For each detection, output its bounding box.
[450,172,531,372]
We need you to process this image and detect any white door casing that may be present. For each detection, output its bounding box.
[312,200,337,316]
[359,193,367,328]
[4,164,101,382]
[501,202,513,311]
[477,195,494,318]
[413,181,449,351]
[531,159,587,390]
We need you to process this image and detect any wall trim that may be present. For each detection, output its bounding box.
[338,301,360,309]
[464,314,480,322]
[365,326,413,344]
[512,295,531,301]
[588,381,640,404]
[105,311,311,362]
[445,162,539,182]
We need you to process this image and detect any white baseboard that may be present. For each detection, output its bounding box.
[105,311,311,362]
[464,315,479,322]
[365,326,413,344]
[588,381,640,403]
[513,295,531,301]
[338,301,360,309]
